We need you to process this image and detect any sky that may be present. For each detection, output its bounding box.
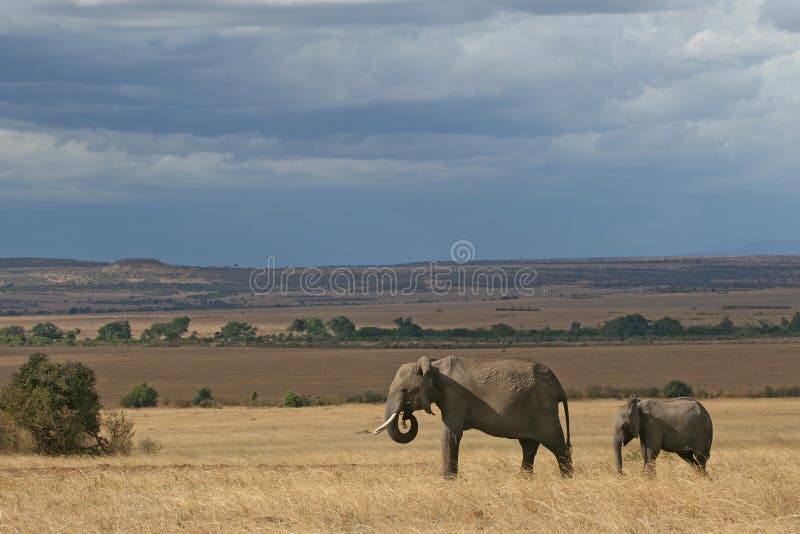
[1,0,799,266]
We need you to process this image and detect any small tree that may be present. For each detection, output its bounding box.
[788,312,800,332]
[326,316,356,338]
[120,383,159,408]
[1,353,102,454]
[217,321,258,343]
[0,325,26,342]
[282,391,310,407]
[602,314,652,338]
[489,323,516,338]
[288,318,307,333]
[651,317,684,336]
[98,320,132,342]
[717,315,735,334]
[663,379,693,398]
[141,317,191,342]
[394,317,423,337]
[569,322,582,336]
[192,386,214,406]
[31,322,63,341]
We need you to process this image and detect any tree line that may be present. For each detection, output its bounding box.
[2,312,800,347]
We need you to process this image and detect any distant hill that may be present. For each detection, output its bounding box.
[2,255,800,315]
[731,241,800,256]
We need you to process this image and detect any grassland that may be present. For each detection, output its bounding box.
[0,342,798,405]
[1,399,798,532]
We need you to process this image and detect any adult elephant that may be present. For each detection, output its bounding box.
[613,396,713,475]
[373,355,573,479]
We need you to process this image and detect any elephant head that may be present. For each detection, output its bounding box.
[613,395,641,473]
[373,356,436,444]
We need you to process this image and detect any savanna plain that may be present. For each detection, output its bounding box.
[0,400,798,532]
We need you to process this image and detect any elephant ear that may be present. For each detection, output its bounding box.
[417,356,433,375]
[417,356,436,414]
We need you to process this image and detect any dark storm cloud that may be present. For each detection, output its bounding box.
[2,0,800,265]
[760,0,800,32]
[42,0,703,29]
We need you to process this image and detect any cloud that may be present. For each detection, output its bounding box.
[760,0,800,33]
[1,0,800,204]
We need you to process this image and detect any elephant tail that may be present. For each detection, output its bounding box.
[562,397,572,455]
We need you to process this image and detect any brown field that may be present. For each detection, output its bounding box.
[0,342,798,405]
[1,286,799,338]
[1,399,798,532]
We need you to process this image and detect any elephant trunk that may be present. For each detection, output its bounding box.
[377,396,419,444]
[386,412,418,444]
[614,438,623,474]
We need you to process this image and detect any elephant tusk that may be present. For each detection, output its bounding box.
[372,412,399,435]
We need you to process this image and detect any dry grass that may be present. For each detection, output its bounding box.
[0,399,798,532]
[1,342,799,405]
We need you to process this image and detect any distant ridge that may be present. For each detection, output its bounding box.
[0,258,108,268]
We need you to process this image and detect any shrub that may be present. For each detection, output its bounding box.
[120,383,159,408]
[0,325,26,344]
[98,320,132,342]
[31,322,63,341]
[489,323,516,338]
[1,353,103,454]
[216,321,258,343]
[345,390,387,404]
[602,314,652,338]
[192,386,214,407]
[138,436,162,454]
[651,317,684,336]
[663,379,693,398]
[282,391,311,407]
[326,316,356,338]
[250,391,259,405]
[101,410,135,455]
[140,317,190,342]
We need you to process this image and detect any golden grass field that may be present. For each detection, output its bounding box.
[0,342,799,404]
[2,286,799,337]
[1,399,798,532]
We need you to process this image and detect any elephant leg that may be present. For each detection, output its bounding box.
[441,425,463,479]
[538,421,573,477]
[519,439,540,472]
[642,446,660,476]
[677,450,699,468]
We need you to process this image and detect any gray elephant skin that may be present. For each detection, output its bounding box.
[373,355,573,479]
[613,396,713,475]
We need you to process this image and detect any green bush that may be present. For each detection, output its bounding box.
[663,379,693,398]
[140,317,190,342]
[651,317,684,336]
[345,390,387,404]
[120,383,159,408]
[602,314,652,338]
[192,386,214,407]
[98,320,132,342]
[1,353,103,454]
[31,322,64,341]
[282,391,311,407]
[216,321,258,343]
[0,325,26,344]
[326,316,356,338]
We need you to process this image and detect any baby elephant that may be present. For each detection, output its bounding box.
[613,396,712,475]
